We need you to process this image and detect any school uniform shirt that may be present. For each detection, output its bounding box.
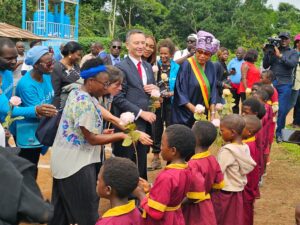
[243,137,260,225]
[96,201,142,225]
[51,89,102,179]
[243,137,260,201]
[182,151,224,225]
[141,163,191,225]
[217,143,256,192]
[268,89,278,145]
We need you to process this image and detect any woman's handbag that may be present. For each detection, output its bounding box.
[35,111,63,146]
[16,120,43,149]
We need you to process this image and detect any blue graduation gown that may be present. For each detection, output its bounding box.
[171,60,217,127]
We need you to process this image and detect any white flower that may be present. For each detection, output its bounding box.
[152,65,159,73]
[120,112,135,126]
[194,104,205,114]
[215,103,223,111]
[9,96,22,106]
[223,88,231,96]
[161,73,169,82]
[151,89,161,98]
[211,118,220,127]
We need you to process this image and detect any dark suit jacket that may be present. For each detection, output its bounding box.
[113,56,155,131]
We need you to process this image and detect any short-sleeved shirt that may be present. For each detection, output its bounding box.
[173,49,189,61]
[51,89,102,179]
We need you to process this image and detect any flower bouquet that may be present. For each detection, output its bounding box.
[149,89,161,113]
[194,104,207,121]
[220,89,235,117]
[120,112,141,165]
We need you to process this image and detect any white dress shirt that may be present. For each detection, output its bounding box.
[128,55,147,85]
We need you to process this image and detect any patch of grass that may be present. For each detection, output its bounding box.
[280,142,300,162]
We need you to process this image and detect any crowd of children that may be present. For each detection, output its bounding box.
[93,76,292,225]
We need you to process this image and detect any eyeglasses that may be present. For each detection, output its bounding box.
[39,59,55,68]
[112,46,122,50]
[92,78,110,88]
[196,49,211,57]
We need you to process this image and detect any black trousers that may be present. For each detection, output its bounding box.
[113,123,151,180]
[231,88,241,114]
[152,100,172,154]
[49,163,99,225]
[19,147,42,179]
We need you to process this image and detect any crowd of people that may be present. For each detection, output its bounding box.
[0,28,300,225]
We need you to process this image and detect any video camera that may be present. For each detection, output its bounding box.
[264,37,282,54]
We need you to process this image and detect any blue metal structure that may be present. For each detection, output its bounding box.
[22,0,79,55]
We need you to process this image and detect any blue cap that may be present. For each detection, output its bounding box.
[25,46,49,66]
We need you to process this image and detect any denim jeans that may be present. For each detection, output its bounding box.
[293,93,300,125]
[273,80,293,137]
[288,89,299,111]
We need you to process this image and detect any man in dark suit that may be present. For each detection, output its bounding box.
[107,39,123,66]
[112,30,157,179]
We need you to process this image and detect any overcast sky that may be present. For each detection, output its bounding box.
[267,0,300,9]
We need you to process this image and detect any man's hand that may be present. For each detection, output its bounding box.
[274,46,282,58]
[144,84,159,95]
[140,111,156,123]
[137,131,153,145]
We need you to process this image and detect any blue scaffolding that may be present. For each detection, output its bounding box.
[22,0,79,54]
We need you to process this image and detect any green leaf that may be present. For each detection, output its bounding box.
[122,137,133,147]
[131,131,141,142]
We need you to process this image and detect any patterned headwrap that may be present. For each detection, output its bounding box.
[196,30,220,55]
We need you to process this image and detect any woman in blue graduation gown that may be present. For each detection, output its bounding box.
[171,30,220,127]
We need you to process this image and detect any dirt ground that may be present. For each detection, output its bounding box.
[32,113,300,225]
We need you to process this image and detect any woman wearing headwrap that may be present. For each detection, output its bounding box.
[15,46,58,178]
[171,30,219,127]
[50,58,152,225]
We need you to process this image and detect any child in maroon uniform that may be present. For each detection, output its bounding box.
[182,121,224,225]
[212,115,256,225]
[242,97,266,186]
[261,71,278,161]
[134,124,196,225]
[242,115,262,225]
[253,89,273,177]
[96,157,142,225]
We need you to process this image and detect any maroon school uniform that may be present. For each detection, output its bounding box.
[243,137,260,225]
[96,200,142,225]
[182,151,224,225]
[141,163,191,225]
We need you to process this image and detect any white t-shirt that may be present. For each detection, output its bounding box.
[173,49,189,61]
[51,89,103,179]
[0,124,5,147]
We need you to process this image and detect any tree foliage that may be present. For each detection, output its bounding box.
[0,0,300,52]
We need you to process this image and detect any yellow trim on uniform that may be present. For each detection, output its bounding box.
[142,197,181,218]
[191,151,211,160]
[148,197,167,212]
[195,193,211,203]
[212,180,225,189]
[165,163,188,170]
[243,136,256,143]
[102,200,135,218]
[187,191,206,200]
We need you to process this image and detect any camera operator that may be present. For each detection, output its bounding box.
[263,32,299,143]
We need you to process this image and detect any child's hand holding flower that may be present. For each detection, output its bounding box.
[2,96,24,129]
